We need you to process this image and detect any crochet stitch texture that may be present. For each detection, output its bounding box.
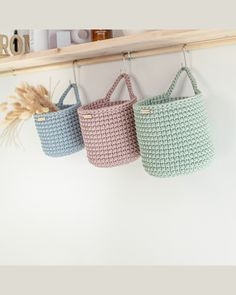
[133,67,214,177]
[34,84,84,157]
[78,73,140,167]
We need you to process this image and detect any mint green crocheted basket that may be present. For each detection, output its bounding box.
[133,67,214,177]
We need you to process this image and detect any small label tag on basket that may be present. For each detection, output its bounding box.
[83,114,93,119]
[36,117,46,122]
[140,109,151,114]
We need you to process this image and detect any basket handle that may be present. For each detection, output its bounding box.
[165,67,201,97]
[105,73,137,101]
[57,83,81,108]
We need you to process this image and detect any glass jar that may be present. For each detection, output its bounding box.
[91,30,113,41]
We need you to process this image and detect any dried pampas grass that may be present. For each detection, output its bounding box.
[0,83,59,146]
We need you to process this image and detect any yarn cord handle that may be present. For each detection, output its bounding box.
[105,73,137,101]
[57,83,81,108]
[165,67,201,97]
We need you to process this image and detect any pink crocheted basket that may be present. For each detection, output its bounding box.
[78,73,140,167]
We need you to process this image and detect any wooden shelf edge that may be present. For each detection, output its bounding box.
[0,30,236,77]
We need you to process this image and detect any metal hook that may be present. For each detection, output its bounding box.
[71,60,78,85]
[181,44,188,68]
[127,51,133,74]
[120,53,127,74]
[12,69,16,76]
[120,51,133,74]
[127,51,132,61]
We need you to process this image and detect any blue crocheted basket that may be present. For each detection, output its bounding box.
[34,83,84,157]
[133,67,214,177]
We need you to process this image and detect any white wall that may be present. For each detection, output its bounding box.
[0,45,236,265]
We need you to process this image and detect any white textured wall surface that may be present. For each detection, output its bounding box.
[0,45,236,265]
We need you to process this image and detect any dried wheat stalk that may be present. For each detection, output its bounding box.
[0,83,59,146]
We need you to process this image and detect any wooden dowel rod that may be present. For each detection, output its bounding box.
[1,36,236,77]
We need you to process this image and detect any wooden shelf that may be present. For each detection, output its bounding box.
[1,30,236,76]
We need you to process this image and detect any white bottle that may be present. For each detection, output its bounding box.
[29,30,49,52]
